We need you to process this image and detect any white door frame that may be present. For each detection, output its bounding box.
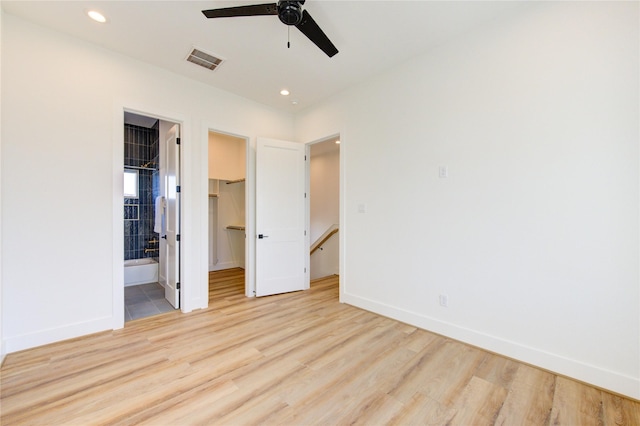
[203,127,252,299]
[113,105,187,330]
[304,133,343,297]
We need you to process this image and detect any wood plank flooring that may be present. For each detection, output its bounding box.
[2,268,639,425]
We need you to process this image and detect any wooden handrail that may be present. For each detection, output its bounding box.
[310,227,339,255]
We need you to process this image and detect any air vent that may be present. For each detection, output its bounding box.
[186,47,224,71]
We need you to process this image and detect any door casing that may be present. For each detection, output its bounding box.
[114,106,186,330]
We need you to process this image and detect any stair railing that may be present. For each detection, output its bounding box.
[310,224,339,255]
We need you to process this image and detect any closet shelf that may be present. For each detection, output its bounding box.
[226,178,245,185]
[226,225,245,231]
[208,194,218,198]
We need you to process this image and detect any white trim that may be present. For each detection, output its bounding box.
[305,143,311,290]
[342,291,640,400]
[304,131,345,301]
[211,261,242,271]
[338,130,346,303]
[201,123,253,298]
[246,135,256,297]
[112,107,125,330]
[114,103,192,329]
[5,316,114,353]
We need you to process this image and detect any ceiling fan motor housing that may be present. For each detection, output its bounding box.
[277,0,304,25]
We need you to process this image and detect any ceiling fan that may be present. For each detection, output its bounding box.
[202,0,339,58]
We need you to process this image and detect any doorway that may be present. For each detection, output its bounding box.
[308,136,341,281]
[207,131,247,288]
[204,132,340,300]
[123,111,181,321]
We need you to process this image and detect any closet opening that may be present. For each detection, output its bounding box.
[208,131,247,294]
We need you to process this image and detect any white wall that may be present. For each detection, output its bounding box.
[295,2,639,399]
[310,143,340,243]
[1,14,294,352]
[208,132,246,181]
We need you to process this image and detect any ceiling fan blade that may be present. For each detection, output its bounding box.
[295,9,338,58]
[202,3,278,19]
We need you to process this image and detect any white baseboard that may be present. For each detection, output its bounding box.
[342,291,640,400]
[210,261,240,271]
[4,316,113,354]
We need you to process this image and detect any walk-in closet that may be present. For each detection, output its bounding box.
[209,132,246,272]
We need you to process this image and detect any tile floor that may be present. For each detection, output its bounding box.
[124,282,176,321]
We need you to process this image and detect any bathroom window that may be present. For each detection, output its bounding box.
[124,170,139,198]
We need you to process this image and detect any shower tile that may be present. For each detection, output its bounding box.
[124,205,139,221]
[124,237,132,252]
[124,122,160,266]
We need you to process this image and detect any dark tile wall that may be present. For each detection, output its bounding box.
[124,122,160,260]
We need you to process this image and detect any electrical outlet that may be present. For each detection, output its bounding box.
[438,166,448,178]
[439,294,448,307]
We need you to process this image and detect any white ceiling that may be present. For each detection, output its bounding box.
[1,1,535,113]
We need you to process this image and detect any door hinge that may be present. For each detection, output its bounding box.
[304,155,307,161]
[177,282,181,289]
[176,185,181,193]
[304,192,307,198]
[176,234,181,242]
[304,267,307,273]
[304,230,307,236]
[176,137,181,145]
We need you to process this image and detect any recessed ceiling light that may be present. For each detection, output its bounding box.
[292,100,299,105]
[335,140,341,144]
[280,89,290,96]
[87,10,107,23]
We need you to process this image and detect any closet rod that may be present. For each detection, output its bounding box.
[125,165,158,171]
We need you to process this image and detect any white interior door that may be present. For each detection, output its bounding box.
[256,137,307,297]
[164,124,180,308]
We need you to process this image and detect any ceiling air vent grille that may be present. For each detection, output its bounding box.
[186,48,224,71]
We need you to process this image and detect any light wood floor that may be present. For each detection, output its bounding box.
[1,268,639,425]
